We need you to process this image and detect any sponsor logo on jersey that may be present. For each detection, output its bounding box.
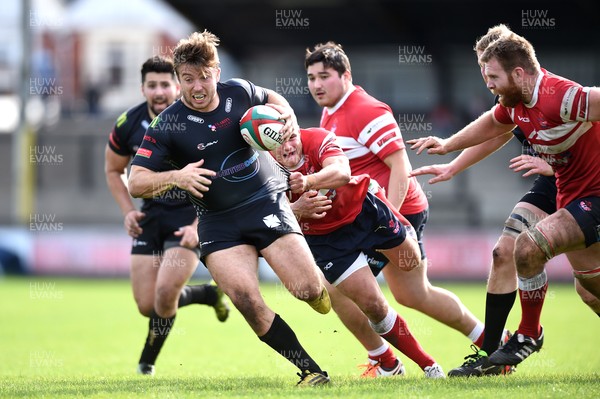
[143,135,156,144]
[214,149,260,182]
[136,148,152,158]
[518,116,530,122]
[208,117,234,132]
[197,140,218,151]
[187,114,204,124]
[324,262,333,270]
[141,120,149,130]
[225,97,232,113]
[132,239,148,247]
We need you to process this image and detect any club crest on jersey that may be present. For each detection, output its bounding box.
[579,200,592,212]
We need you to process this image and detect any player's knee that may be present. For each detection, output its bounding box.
[492,238,515,271]
[514,232,547,277]
[358,295,388,322]
[154,285,179,312]
[229,290,263,320]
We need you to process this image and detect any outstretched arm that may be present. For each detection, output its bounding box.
[409,110,516,155]
[410,132,513,184]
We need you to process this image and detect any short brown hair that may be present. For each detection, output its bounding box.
[305,42,351,76]
[480,32,540,75]
[474,24,512,53]
[173,30,220,74]
[141,56,175,83]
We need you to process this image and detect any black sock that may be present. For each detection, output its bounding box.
[481,291,517,355]
[258,314,322,374]
[138,311,176,365]
[178,284,217,308]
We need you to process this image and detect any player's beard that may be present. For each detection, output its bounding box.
[497,76,524,108]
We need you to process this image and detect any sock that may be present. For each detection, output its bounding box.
[469,322,485,348]
[258,314,322,374]
[138,310,176,365]
[370,309,435,370]
[481,291,517,355]
[518,272,548,338]
[178,284,217,308]
[367,343,397,369]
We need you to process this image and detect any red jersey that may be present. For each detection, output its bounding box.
[493,69,600,208]
[320,85,428,215]
[288,128,370,235]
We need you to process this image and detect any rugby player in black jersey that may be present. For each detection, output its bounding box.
[128,31,331,386]
[105,56,230,376]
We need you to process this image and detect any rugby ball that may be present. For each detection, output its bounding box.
[240,105,285,151]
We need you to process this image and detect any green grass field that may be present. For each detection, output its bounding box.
[1,276,599,398]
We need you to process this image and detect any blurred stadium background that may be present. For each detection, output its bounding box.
[1,0,598,280]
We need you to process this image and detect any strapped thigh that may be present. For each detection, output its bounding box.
[573,266,600,280]
[503,207,540,238]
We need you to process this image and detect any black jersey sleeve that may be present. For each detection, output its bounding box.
[107,110,134,156]
[130,116,173,172]
[222,78,269,106]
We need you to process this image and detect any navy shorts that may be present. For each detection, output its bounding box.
[519,175,557,216]
[564,197,600,248]
[305,192,407,284]
[131,204,200,257]
[197,191,302,260]
[366,208,428,276]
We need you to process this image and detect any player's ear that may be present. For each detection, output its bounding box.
[215,67,221,82]
[512,67,524,83]
[342,70,352,84]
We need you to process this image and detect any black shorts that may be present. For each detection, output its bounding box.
[197,191,301,260]
[366,208,428,276]
[519,175,557,215]
[306,192,407,284]
[131,204,200,257]
[564,197,600,247]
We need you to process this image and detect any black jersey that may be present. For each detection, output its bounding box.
[131,79,288,214]
[108,102,192,210]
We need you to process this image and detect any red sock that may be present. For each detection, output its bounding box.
[517,282,547,338]
[381,315,435,369]
[368,346,397,369]
[474,331,485,348]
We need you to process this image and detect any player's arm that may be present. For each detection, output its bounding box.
[104,145,148,237]
[410,132,513,184]
[289,155,351,194]
[104,145,136,216]
[265,90,298,140]
[383,149,411,210]
[410,109,516,155]
[586,87,600,121]
[128,160,215,199]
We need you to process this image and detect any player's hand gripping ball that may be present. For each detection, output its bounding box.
[240,105,286,151]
